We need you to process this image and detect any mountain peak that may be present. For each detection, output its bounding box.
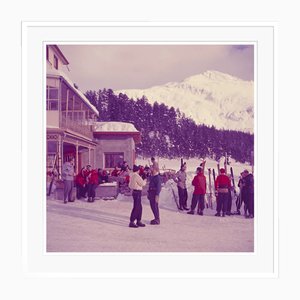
[184,70,244,85]
[115,71,254,133]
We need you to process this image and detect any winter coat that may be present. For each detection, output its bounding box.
[148,174,162,196]
[129,172,146,191]
[175,170,187,189]
[75,173,86,186]
[215,174,231,193]
[111,169,120,177]
[62,162,74,181]
[87,169,98,185]
[243,173,254,194]
[192,173,206,195]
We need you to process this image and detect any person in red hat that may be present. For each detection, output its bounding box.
[187,166,207,215]
[214,168,231,217]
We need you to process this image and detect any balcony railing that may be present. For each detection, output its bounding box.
[60,115,93,139]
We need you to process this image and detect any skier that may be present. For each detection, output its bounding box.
[214,168,231,217]
[187,166,206,215]
[147,165,162,225]
[61,157,75,204]
[174,163,189,210]
[86,165,99,202]
[128,165,147,228]
[242,169,254,218]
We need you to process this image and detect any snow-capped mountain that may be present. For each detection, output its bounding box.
[116,70,254,133]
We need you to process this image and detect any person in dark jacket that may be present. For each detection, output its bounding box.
[147,167,162,225]
[214,168,231,217]
[187,167,206,215]
[243,169,254,218]
[98,168,109,184]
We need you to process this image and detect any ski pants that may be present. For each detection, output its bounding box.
[63,180,74,202]
[76,184,87,199]
[87,183,98,199]
[177,186,188,208]
[148,190,160,221]
[190,194,205,212]
[216,192,228,214]
[130,190,143,222]
[245,192,254,216]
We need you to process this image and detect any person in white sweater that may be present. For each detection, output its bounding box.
[128,165,147,228]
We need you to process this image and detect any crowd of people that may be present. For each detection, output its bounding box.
[62,159,108,203]
[60,156,254,229]
[173,161,254,219]
[60,158,153,204]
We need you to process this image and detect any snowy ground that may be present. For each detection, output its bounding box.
[47,156,254,253]
[47,196,253,252]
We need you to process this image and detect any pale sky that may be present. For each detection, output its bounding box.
[59,44,254,92]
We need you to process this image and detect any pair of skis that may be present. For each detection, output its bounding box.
[170,181,180,210]
[47,153,59,196]
[207,168,213,209]
[230,166,241,214]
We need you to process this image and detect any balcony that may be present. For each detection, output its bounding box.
[60,115,93,139]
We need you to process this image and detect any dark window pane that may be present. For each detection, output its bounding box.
[49,88,59,100]
[104,153,124,169]
[54,55,58,69]
[50,100,58,110]
[47,141,57,153]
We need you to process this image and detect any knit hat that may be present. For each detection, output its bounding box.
[133,165,140,172]
[220,168,226,173]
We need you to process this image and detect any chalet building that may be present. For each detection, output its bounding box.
[46,45,140,180]
[93,122,141,169]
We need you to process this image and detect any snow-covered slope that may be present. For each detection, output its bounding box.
[116,70,254,133]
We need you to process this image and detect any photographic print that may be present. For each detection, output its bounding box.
[46,44,255,253]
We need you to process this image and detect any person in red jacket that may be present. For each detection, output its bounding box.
[86,165,99,202]
[75,167,88,199]
[111,166,120,177]
[187,166,207,215]
[214,168,231,217]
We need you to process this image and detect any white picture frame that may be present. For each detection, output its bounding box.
[21,22,277,278]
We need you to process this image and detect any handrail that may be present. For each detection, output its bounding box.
[60,115,93,139]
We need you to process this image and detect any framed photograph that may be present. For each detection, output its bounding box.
[22,22,276,277]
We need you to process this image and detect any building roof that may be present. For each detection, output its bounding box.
[47,68,99,116]
[49,45,69,65]
[93,122,138,133]
[93,122,141,143]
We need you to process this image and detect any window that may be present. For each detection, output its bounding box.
[46,85,59,111]
[104,153,124,169]
[54,55,58,69]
